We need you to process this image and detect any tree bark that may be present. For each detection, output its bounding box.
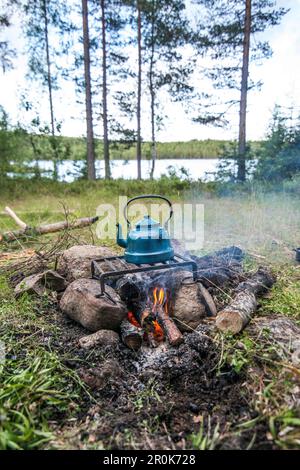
[100,0,111,179]
[81,0,96,180]
[237,0,251,183]
[42,0,59,180]
[155,305,183,346]
[149,2,157,180]
[216,267,275,334]
[120,319,144,350]
[136,2,142,180]
[0,216,99,243]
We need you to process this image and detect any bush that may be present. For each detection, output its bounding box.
[254,106,300,182]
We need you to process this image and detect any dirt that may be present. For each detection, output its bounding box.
[31,298,276,450]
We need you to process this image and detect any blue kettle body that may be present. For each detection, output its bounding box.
[116,195,174,265]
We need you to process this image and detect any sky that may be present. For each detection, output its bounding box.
[0,0,300,143]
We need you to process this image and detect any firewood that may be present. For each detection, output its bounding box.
[198,282,217,317]
[0,206,99,243]
[120,319,144,350]
[155,305,183,346]
[215,291,257,334]
[216,268,275,334]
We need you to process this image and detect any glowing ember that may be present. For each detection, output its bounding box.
[127,311,141,328]
[152,319,164,342]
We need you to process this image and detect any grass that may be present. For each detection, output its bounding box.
[0,276,81,450]
[260,267,300,321]
[190,418,221,450]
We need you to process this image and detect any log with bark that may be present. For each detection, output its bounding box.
[0,206,98,243]
[155,305,183,346]
[216,267,276,334]
[120,319,144,350]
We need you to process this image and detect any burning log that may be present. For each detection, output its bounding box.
[155,304,183,346]
[120,318,144,350]
[158,310,183,346]
[216,268,276,334]
[0,206,98,243]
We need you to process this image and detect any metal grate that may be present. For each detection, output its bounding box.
[91,253,198,295]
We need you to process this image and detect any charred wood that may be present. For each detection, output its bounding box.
[120,319,144,350]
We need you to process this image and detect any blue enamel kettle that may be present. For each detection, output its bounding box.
[116,194,174,264]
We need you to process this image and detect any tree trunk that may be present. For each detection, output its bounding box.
[81,0,96,180]
[136,2,142,180]
[237,0,251,183]
[101,0,111,179]
[149,2,156,180]
[42,0,59,180]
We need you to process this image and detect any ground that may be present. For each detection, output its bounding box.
[0,179,300,450]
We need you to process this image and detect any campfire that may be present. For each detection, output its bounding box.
[125,286,179,349]
[57,244,275,352]
[9,241,276,354]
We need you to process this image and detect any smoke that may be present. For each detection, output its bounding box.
[182,190,300,263]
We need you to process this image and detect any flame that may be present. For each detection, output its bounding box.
[151,287,168,341]
[152,287,167,310]
[127,287,169,345]
[152,320,164,342]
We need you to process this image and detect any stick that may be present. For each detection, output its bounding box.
[4,206,27,229]
[0,216,99,243]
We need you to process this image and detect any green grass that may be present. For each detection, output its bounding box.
[0,276,81,450]
[260,267,300,321]
[0,353,79,450]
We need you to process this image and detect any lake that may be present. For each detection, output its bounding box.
[27,158,227,182]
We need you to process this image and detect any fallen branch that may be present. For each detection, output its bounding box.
[1,206,98,243]
[4,206,27,229]
[216,268,276,334]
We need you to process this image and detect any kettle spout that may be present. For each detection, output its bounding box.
[116,223,127,248]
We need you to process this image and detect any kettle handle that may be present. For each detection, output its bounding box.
[124,194,173,226]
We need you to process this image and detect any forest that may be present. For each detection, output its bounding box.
[0,0,300,456]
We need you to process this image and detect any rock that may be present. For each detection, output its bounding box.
[60,278,127,332]
[173,282,206,332]
[78,359,123,390]
[14,270,67,297]
[79,330,120,349]
[57,244,115,281]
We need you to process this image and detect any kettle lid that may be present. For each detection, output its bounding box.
[135,215,160,231]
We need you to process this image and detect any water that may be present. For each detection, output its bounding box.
[26,158,225,182]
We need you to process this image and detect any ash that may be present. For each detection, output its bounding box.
[116,324,216,382]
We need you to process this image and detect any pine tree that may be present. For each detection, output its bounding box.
[136,0,142,179]
[82,0,96,180]
[194,0,288,182]
[140,0,193,178]
[0,1,17,73]
[23,0,72,179]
